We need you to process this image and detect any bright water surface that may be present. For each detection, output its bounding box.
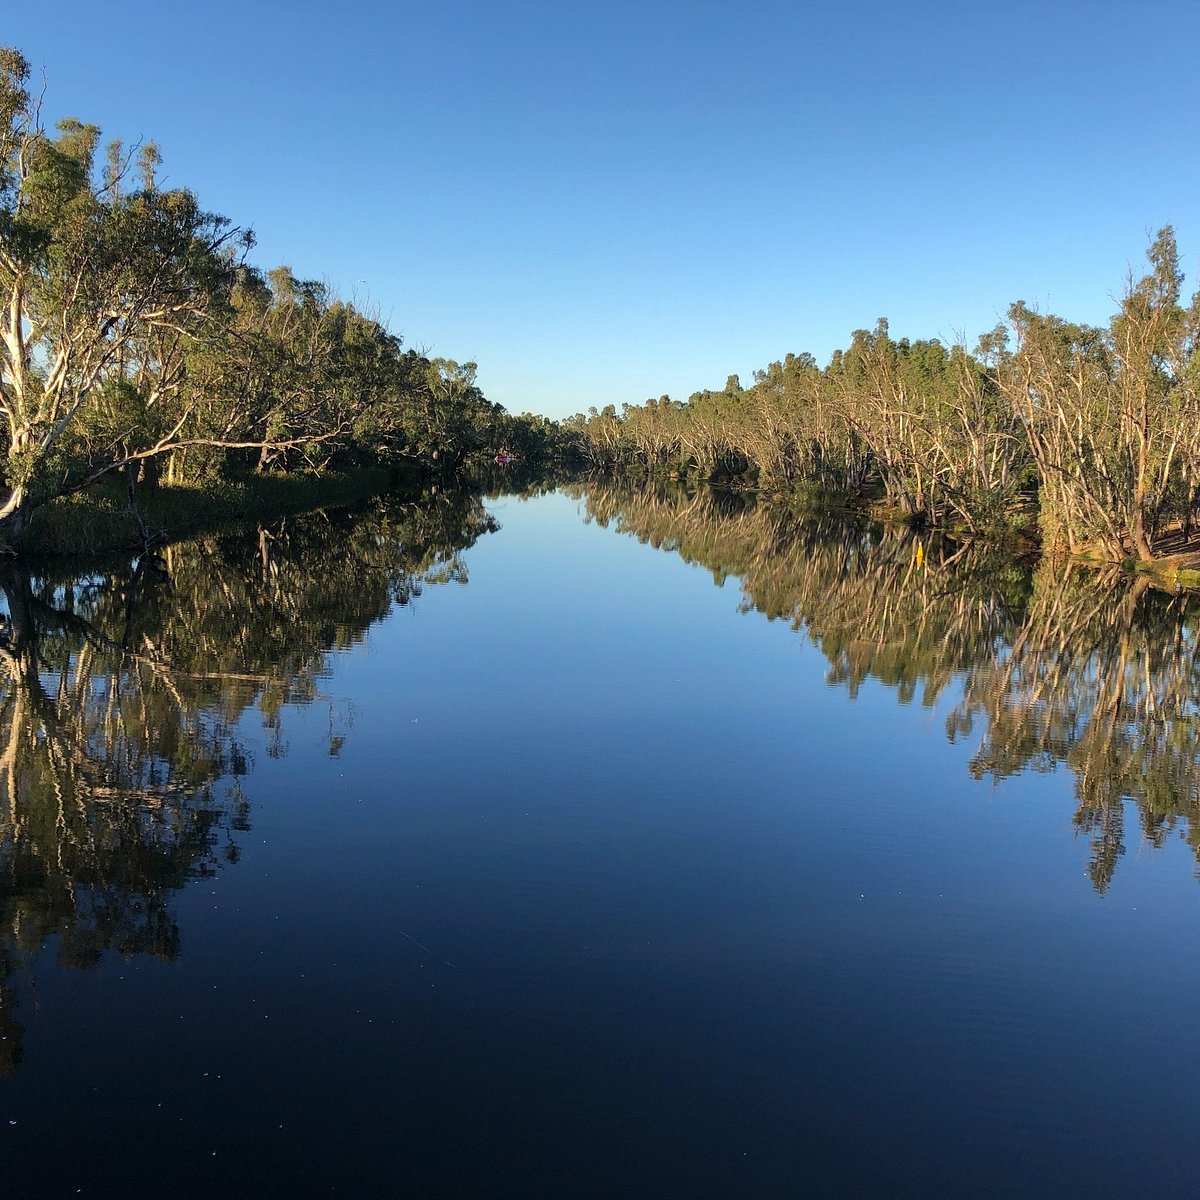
[3,484,1200,1198]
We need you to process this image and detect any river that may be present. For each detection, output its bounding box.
[2,483,1199,1198]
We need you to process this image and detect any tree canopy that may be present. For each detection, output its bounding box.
[0,46,537,551]
[566,230,1200,563]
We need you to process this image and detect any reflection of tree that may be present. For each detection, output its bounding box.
[577,481,1027,705]
[0,490,498,1074]
[953,566,1200,893]
[576,481,1200,893]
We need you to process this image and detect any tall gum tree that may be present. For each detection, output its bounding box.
[0,48,251,550]
[1002,228,1200,561]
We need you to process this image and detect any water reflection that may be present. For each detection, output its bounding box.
[576,481,1200,893]
[0,491,498,1074]
[957,566,1200,891]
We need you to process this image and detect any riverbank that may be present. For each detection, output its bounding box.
[21,466,408,558]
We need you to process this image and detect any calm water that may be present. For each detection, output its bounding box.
[3,484,1200,1198]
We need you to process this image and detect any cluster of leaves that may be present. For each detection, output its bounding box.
[567,232,1200,561]
[0,47,532,550]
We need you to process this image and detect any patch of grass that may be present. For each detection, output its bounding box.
[25,467,401,558]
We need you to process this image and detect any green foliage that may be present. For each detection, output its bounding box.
[0,44,525,552]
[569,229,1200,562]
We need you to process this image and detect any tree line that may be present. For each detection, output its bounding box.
[565,230,1200,564]
[0,47,561,552]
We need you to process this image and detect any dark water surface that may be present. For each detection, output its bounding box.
[3,485,1200,1198]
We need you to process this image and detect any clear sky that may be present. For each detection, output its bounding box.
[6,0,1198,418]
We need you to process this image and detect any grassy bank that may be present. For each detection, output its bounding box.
[24,467,405,557]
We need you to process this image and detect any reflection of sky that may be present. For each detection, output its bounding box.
[7,491,1200,1198]
[329,493,1159,904]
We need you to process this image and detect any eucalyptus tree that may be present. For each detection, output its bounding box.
[398,358,507,471]
[571,229,1199,559]
[1,47,514,551]
[997,231,1200,560]
[0,48,260,546]
[167,265,420,482]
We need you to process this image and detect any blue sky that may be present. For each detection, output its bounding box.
[6,0,1198,418]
